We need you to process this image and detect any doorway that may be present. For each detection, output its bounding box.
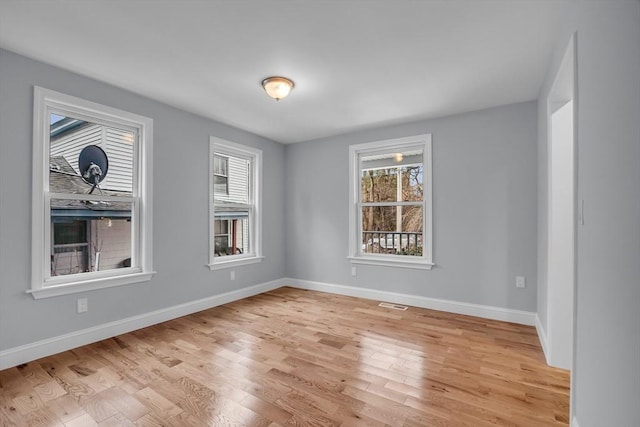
[546,34,576,371]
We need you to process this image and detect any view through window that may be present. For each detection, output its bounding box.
[212,152,250,257]
[360,149,424,256]
[49,114,134,276]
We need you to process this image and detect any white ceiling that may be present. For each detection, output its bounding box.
[0,0,569,144]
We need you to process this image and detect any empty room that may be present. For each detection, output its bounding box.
[0,1,638,426]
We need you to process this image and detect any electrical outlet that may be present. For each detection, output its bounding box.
[77,298,88,313]
[230,270,235,281]
[516,276,526,288]
[351,266,357,277]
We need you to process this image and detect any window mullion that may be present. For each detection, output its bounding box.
[44,192,52,282]
[131,197,139,269]
[213,202,251,210]
[48,192,135,203]
[249,204,255,256]
[131,127,140,199]
[360,201,423,207]
[356,200,363,256]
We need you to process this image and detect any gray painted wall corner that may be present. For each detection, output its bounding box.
[0,49,287,352]
[284,101,539,313]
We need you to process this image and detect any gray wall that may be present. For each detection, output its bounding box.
[285,101,538,312]
[0,49,286,351]
[537,1,640,425]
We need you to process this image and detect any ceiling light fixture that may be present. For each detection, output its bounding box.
[261,76,294,101]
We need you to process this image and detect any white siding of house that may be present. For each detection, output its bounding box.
[214,155,248,203]
[50,123,134,193]
[90,219,131,271]
[103,128,134,193]
[50,124,101,175]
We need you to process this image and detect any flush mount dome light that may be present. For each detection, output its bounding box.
[261,76,294,101]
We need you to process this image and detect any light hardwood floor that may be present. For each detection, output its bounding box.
[0,287,569,426]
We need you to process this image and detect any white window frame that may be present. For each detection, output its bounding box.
[348,134,434,270]
[30,87,154,299]
[208,137,263,270]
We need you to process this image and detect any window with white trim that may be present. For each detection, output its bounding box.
[30,87,154,298]
[209,137,262,269]
[349,134,433,269]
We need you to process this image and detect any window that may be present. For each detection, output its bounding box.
[52,220,89,276]
[214,219,230,251]
[213,155,229,195]
[348,134,433,269]
[209,137,262,269]
[30,87,154,298]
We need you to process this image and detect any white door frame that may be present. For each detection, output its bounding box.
[546,31,578,419]
[546,33,577,369]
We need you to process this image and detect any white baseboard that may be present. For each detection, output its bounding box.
[283,278,537,326]
[0,277,540,370]
[0,278,285,370]
[535,313,550,364]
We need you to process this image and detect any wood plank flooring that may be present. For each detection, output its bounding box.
[0,287,569,426]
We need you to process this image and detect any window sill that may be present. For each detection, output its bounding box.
[28,271,156,299]
[207,256,264,271]
[348,256,434,270]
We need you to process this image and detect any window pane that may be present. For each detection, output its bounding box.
[52,244,89,276]
[51,220,89,275]
[213,214,249,257]
[213,156,228,176]
[50,199,132,276]
[213,153,249,204]
[214,175,228,195]
[400,166,423,202]
[53,220,87,244]
[214,235,229,251]
[49,114,134,195]
[361,205,423,256]
[214,219,228,235]
[360,149,423,203]
[360,168,398,202]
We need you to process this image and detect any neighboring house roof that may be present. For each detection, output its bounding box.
[50,117,86,138]
[50,156,131,219]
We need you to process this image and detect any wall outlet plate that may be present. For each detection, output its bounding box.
[77,298,88,313]
[516,276,526,288]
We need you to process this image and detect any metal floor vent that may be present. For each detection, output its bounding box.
[378,302,408,311]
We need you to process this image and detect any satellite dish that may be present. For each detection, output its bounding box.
[79,145,109,189]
